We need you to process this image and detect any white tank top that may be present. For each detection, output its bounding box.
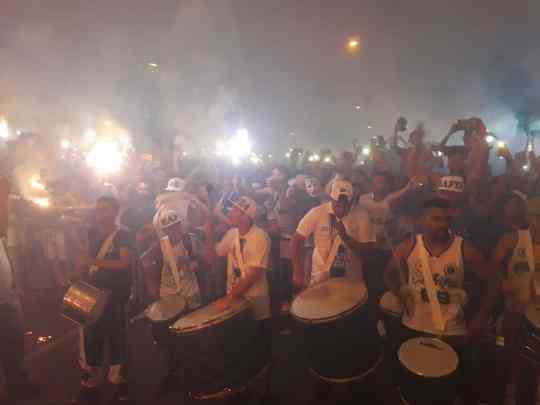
[403,234,467,336]
[506,229,534,306]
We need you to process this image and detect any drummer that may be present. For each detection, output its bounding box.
[493,195,540,405]
[74,196,132,404]
[142,208,202,396]
[291,179,376,290]
[384,197,497,402]
[204,196,271,335]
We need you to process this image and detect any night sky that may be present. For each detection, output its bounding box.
[1,0,540,153]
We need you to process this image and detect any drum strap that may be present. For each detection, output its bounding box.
[89,228,119,276]
[523,230,536,295]
[324,234,343,275]
[417,235,445,334]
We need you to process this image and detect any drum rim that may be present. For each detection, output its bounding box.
[291,278,368,323]
[61,281,111,326]
[526,300,540,332]
[378,291,403,316]
[398,337,458,378]
[144,296,187,323]
[170,298,250,334]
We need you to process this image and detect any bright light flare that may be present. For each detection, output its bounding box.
[308,154,321,163]
[86,141,124,176]
[485,135,495,143]
[497,141,506,149]
[30,179,45,191]
[215,129,252,164]
[250,155,262,165]
[323,156,333,163]
[61,139,70,149]
[0,117,9,139]
[33,197,50,208]
[362,146,371,156]
[85,129,96,143]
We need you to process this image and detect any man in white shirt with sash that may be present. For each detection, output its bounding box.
[384,197,497,404]
[292,180,376,290]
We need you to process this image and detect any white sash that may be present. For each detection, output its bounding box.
[89,228,119,276]
[324,234,343,275]
[160,235,183,293]
[417,235,445,334]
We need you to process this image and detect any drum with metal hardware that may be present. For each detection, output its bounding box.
[398,337,459,405]
[291,277,380,383]
[523,297,540,367]
[61,281,110,326]
[170,298,269,399]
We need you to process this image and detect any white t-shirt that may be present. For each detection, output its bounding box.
[296,202,375,286]
[160,240,201,310]
[215,225,271,320]
[506,229,536,307]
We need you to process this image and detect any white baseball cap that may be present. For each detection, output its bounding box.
[165,177,185,192]
[438,176,464,193]
[330,180,354,202]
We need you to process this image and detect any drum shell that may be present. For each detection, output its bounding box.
[61,281,110,326]
[294,302,380,381]
[399,365,457,405]
[378,292,402,345]
[172,305,269,397]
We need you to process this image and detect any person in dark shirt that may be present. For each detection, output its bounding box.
[74,196,132,404]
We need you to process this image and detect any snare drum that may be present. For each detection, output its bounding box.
[523,298,540,366]
[170,299,269,399]
[378,291,403,342]
[291,277,380,382]
[398,337,459,405]
[61,281,110,326]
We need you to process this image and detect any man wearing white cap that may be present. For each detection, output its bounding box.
[205,196,271,321]
[141,207,202,396]
[292,180,376,289]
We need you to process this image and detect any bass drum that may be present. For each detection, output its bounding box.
[170,299,269,399]
[398,337,459,405]
[291,277,381,383]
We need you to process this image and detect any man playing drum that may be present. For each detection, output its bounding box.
[204,196,272,337]
[291,179,376,290]
[74,196,132,404]
[493,195,540,405]
[141,208,202,397]
[384,197,498,403]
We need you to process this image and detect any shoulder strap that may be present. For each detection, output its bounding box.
[89,228,119,274]
[416,235,445,334]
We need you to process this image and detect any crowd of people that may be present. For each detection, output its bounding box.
[2,116,540,404]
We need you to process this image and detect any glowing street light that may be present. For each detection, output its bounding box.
[355,105,361,111]
[86,141,124,176]
[61,139,70,149]
[362,146,371,156]
[347,37,361,54]
[485,135,495,144]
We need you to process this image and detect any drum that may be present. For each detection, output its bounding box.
[398,337,459,405]
[378,291,403,342]
[144,295,187,325]
[291,277,380,382]
[61,281,110,326]
[523,298,540,366]
[170,299,269,399]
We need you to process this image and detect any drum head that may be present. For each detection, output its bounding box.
[398,337,458,378]
[526,297,540,331]
[379,291,403,316]
[291,277,367,323]
[145,295,187,322]
[171,298,249,334]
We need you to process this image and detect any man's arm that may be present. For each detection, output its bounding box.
[384,238,412,298]
[291,232,307,290]
[227,266,265,301]
[93,247,131,270]
[335,221,376,257]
